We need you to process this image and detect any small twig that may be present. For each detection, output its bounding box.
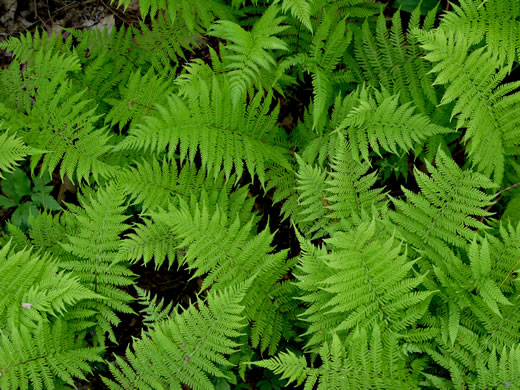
[495,181,520,197]
[480,181,520,220]
[499,257,520,289]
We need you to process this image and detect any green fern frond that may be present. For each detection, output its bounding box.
[102,285,247,390]
[0,242,100,327]
[296,13,352,130]
[118,217,178,269]
[294,135,385,238]
[439,0,520,69]
[134,286,174,331]
[296,219,432,348]
[134,0,231,71]
[152,199,296,353]
[419,29,520,183]
[0,29,73,63]
[275,0,313,32]
[336,86,453,162]
[352,8,438,113]
[390,149,497,264]
[255,328,416,389]
[0,131,33,178]
[116,77,291,184]
[209,5,289,106]
[0,242,104,389]
[0,319,104,390]
[60,184,135,341]
[105,69,173,129]
[473,345,520,390]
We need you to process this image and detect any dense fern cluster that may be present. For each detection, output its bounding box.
[1,0,520,388]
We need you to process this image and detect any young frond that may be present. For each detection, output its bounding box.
[134,286,174,332]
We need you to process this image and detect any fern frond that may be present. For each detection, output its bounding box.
[116,77,291,184]
[102,285,247,390]
[134,286,174,332]
[0,243,104,389]
[105,69,173,129]
[390,149,497,264]
[209,5,289,106]
[419,30,520,183]
[60,184,135,341]
[337,86,453,162]
[0,131,33,178]
[255,328,416,389]
[294,135,386,238]
[296,219,432,348]
[153,199,296,353]
[296,13,352,130]
[439,0,520,69]
[352,8,438,113]
[0,242,100,328]
[276,0,313,32]
[0,319,104,390]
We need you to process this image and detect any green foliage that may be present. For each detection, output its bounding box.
[0,131,33,179]
[209,5,290,106]
[0,169,60,230]
[419,29,520,183]
[117,77,291,184]
[391,149,496,262]
[102,285,247,390]
[0,243,104,390]
[1,0,520,388]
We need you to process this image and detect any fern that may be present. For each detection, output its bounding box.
[254,327,416,389]
[390,149,496,263]
[209,5,290,106]
[289,12,353,130]
[105,69,173,129]
[0,319,104,390]
[351,8,439,113]
[60,185,135,341]
[419,29,520,183]
[134,286,174,331]
[102,285,247,390]
[116,77,291,184]
[295,219,433,349]
[336,86,453,162]
[152,199,297,353]
[275,0,313,32]
[439,0,520,69]
[0,243,104,389]
[0,131,33,178]
[1,1,520,388]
